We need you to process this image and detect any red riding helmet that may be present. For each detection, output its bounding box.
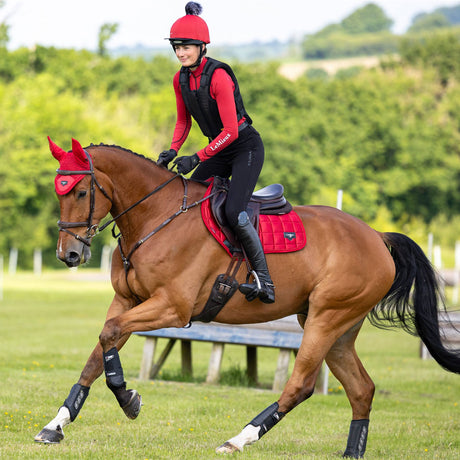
[168,2,210,45]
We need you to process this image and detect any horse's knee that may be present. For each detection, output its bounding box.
[278,377,315,413]
[99,318,122,350]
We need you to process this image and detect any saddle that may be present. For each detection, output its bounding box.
[209,176,293,252]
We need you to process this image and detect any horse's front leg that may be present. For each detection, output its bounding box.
[98,325,142,421]
[35,294,132,444]
[34,337,127,443]
[98,291,189,418]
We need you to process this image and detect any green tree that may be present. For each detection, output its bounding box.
[409,12,451,32]
[400,30,460,86]
[341,3,393,34]
[301,3,396,59]
[0,0,9,47]
[436,5,460,25]
[98,23,119,57]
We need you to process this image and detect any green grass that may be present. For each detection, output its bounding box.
[0,271,459,459]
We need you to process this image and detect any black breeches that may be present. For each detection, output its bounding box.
[191,127,264,228]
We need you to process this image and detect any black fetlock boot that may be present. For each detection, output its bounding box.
[234,211,275,304]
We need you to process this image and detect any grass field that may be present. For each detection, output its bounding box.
[0,270,459,459]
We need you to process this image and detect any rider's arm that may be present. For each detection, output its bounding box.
[170,72,192,153]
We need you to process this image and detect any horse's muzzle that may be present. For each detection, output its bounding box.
[56,243,91,268]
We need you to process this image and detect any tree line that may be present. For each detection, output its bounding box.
[0,31,459,268]
[301,3,460,59]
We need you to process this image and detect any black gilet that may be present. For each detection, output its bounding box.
[179,57,252,139]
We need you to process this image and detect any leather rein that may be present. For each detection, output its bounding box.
[56,150,217,275]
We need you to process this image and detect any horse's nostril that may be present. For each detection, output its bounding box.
[66,251,81,267]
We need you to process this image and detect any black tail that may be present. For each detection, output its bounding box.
[369,232,460,374]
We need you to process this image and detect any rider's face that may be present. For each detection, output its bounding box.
[174,44,201,68]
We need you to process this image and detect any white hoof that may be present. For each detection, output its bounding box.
[216,441,242,454]
[216,424,260,453]
[34,427,64,444]
[35,406,70,444]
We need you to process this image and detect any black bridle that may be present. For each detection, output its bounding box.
[56,150,112,247]
[56,150,218,268]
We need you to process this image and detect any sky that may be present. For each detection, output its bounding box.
[2,0,460,51]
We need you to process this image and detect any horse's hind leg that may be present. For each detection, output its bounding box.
[216,304,375,454]
[325,320,375,458]
[216,322,330,453]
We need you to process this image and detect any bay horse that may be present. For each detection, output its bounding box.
[35,138,460,457]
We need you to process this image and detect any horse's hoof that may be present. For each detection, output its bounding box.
[122,389,142,419]
[34,427,64,444]
[216,441,242,454]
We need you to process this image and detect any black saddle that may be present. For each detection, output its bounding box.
[209,177,292,251]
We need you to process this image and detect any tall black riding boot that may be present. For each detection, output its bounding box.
[234,211,275,304]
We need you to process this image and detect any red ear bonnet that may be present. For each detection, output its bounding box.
[48,136,90,195]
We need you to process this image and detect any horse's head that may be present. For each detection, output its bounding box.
[49,137,113,267]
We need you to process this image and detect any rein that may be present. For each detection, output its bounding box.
[116,176,216,276]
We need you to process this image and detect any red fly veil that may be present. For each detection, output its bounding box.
[48,137,90,195]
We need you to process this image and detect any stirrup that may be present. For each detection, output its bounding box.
[239,271,275,304]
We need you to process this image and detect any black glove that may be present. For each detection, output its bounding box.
[173,153,200,175]
[157,149,176,167]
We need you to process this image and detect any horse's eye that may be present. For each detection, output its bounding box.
[77,190,87,199]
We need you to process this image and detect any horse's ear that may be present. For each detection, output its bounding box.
[71,138,87,163]
[48,136,66,161]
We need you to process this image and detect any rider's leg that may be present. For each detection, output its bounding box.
[223,131,274,303]
[234,211,275,303]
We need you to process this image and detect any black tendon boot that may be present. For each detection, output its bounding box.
[235,211,275,304]
[343,419,369,458]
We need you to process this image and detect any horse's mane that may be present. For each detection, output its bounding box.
[86,143,209,186]
[86,143,158,167]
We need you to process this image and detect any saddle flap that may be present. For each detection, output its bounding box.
[209,177,240,249]
[202,178,306,257]
[207,176,295,252]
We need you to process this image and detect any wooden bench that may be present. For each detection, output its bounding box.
[134,316,328,392]
[420,312,460,359]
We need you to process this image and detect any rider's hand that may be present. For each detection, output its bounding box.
[157,149,177,167]
[173,153,200,175]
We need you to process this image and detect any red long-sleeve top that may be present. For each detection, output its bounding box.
[170,58,246,161]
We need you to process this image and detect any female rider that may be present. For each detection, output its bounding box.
[158,2,274,304]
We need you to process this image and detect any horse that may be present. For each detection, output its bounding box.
[35,138,460,458]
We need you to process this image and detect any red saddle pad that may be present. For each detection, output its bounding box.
[201,182,306,257]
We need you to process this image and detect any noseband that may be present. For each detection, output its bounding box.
[56,150,112,247]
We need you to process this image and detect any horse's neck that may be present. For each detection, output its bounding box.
[92,147,168,213]
[91,146,202,239]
